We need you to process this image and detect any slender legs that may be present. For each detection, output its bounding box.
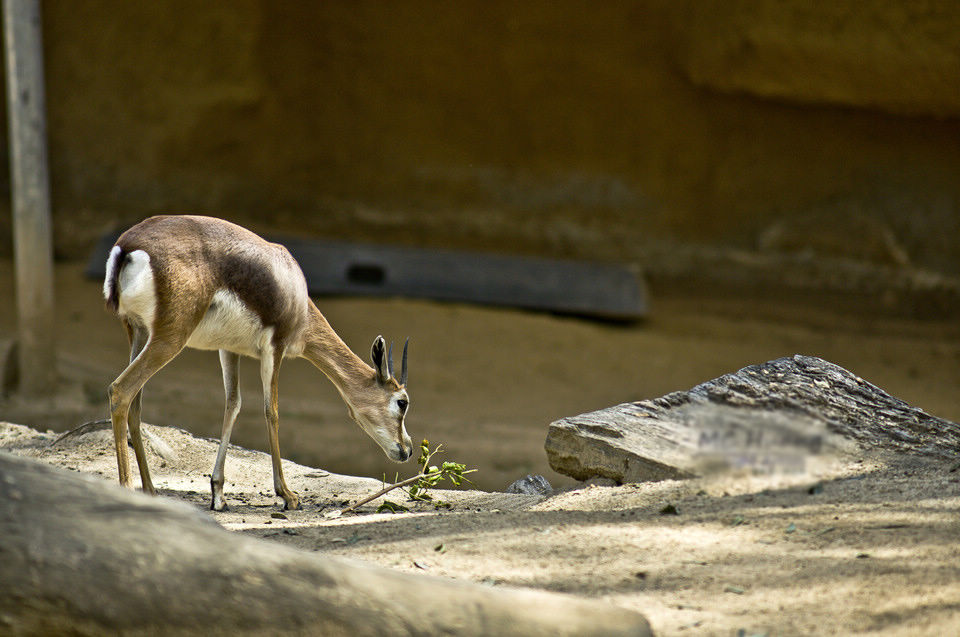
[211,350,241,511]
[111,325,299,511]
[261,346,300,510]
[109,321,185,491]
[125,323,154,494]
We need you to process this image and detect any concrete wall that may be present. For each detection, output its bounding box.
[3,1,958,275]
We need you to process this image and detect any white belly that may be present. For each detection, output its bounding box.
[187,289,273,358]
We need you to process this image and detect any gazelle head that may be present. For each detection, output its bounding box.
[348,336,413,462]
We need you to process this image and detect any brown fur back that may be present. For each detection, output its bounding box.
[113,215,309,345]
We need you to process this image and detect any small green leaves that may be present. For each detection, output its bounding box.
[340,439,476,515]
[407,440,477,505]
[376,500,410,513]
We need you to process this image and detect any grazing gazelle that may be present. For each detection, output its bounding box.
[104,215,413,510]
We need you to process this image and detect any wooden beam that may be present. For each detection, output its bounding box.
[3,0,55,395]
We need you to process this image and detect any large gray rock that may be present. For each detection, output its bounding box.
[546,355,960,483]
[0,452,650,637]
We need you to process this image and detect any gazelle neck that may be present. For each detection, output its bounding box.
[301,302,375,398]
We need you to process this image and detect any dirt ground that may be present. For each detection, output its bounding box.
[2,259,960,634]
[2,419,958,636]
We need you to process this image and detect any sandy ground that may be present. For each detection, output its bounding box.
[2,259,960,634]
[2,419,958,636]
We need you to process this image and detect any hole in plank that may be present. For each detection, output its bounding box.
[346,263,386,286]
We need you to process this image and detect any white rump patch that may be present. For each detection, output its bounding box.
[187,288,272,358]
[116,250,157,330]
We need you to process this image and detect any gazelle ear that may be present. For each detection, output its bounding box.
[371,335,389,383]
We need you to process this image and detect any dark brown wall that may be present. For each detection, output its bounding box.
[4,1,960,274]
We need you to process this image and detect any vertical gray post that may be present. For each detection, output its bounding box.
[3,0,55,396]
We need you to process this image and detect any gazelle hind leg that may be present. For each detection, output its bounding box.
[124,321,155,494]
[211,350,241,511]
[109,329,187,491]
[260,345,300,510]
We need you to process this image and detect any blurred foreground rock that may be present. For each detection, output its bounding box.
[0,453,650,637]
[546,354,960,483]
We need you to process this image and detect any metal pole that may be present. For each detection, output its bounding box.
[3,0,55,396]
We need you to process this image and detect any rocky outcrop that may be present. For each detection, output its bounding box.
[0,452,651,636]
[545,355,960,484]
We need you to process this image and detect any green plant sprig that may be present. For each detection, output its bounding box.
[339,439,475,515]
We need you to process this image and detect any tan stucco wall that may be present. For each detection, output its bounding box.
[3,1,958,275]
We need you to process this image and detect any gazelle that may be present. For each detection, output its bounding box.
[104,215,413,510]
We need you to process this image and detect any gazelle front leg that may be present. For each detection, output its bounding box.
[260,345,300,510]
[211,350,242,511]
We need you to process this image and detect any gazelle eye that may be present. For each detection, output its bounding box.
[397,399,408,413]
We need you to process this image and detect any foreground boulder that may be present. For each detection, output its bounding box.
[546,354,960,483]
[0,453,650,636]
